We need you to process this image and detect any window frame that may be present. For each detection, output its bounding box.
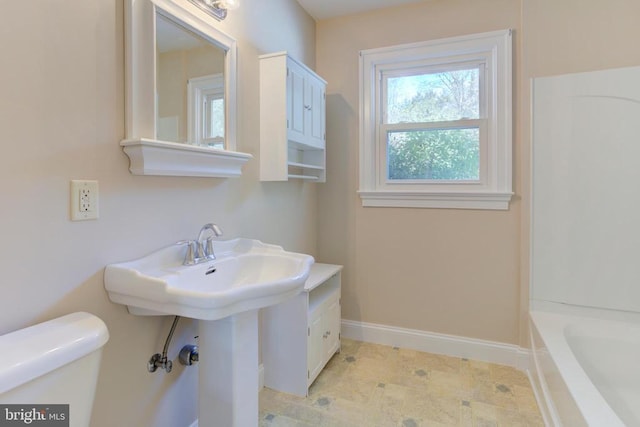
[358,30,513,210]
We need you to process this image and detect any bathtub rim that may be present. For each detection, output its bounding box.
[529,302,631,427]
[529,311,584,427]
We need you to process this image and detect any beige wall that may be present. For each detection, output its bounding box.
[316,0,523,344]
[0,1,315,426]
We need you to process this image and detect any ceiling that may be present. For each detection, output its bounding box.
[295,0,428,20]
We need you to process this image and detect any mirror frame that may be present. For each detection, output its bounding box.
[122,0,251,178]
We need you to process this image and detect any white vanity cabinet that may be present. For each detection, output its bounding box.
[259,52,327,182]
[262,263,342,396]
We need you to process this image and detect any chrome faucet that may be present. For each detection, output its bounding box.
[182,223,223,266]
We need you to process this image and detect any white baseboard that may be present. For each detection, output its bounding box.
[341,319,530,370]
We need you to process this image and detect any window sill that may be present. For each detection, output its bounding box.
[121,138,252,178]
[358,190,513,210]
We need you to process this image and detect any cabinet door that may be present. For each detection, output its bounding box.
[307,309,324,384]
[287,61,307,143]
[287,62,306,144]
[305,77,325,148]
[323,295,341,361]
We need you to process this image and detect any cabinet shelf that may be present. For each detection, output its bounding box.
[288,162,324,170]
[288,174,319,180]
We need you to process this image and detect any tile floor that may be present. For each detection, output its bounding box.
[259,339,544,426]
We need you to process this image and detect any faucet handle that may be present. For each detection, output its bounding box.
[204,238,216,260]
[177,240,198,266]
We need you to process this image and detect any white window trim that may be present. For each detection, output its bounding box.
[358,29,513,210]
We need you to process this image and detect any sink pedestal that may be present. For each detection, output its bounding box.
[198,309,259,427]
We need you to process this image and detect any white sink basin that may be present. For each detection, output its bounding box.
[104,238,314,320]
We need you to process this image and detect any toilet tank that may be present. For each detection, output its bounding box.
[0,312,109,427]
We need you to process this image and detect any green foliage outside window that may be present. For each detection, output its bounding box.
[388,129,479,180]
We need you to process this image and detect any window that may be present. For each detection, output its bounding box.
[359,30,513,210]
[188,74,225,149]
[204,92,225,144]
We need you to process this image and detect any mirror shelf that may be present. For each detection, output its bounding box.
[123,0,250,178]
[121,138,252,177]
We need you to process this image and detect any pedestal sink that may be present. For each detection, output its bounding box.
[104,238,314,426]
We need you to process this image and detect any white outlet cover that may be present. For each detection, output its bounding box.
[71,180,99,221]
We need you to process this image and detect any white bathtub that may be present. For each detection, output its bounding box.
[530,304,640,427]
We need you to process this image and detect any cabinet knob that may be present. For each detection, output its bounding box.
[304,104,312,111]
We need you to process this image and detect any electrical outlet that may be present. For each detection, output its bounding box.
[71,180,99,221]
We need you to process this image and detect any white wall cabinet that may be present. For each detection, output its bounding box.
[259,52,327,182]
[262,263,342,396]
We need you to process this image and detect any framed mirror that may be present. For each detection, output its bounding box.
[121,0,251,178]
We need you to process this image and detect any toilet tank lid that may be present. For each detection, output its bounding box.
[0,312,109,394]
